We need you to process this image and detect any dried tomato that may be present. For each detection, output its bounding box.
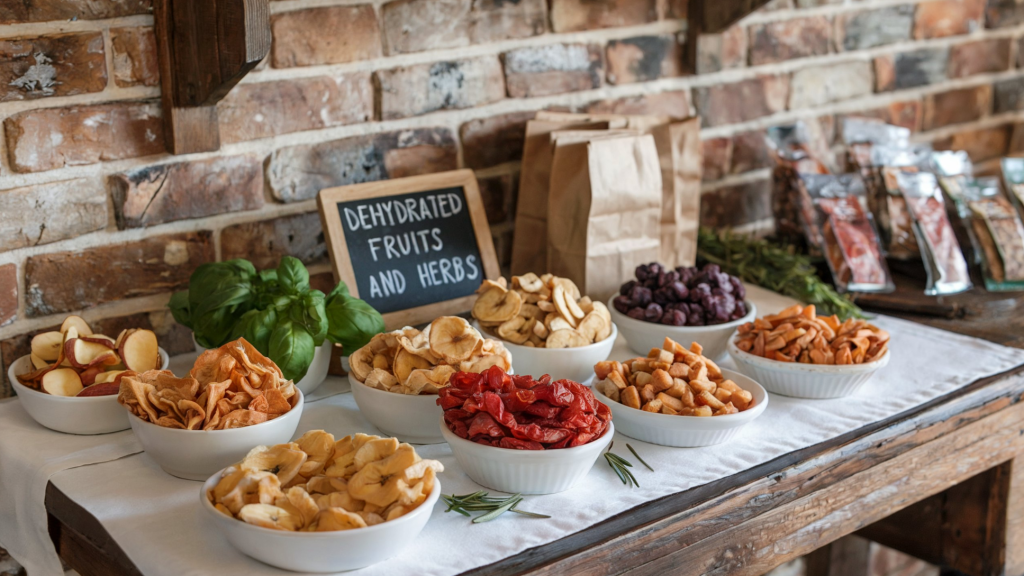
[438,366,611,450]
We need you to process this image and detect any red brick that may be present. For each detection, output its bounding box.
[218,73,373,143]
[24,232,215,317]
[922,86,992,131]
[667,0,687,18]
[470,0,547,43]
[695,25,746,75]
[504,44,602,98]
[0,32,106,102]
[0,264,16,328]
[986,0,1024,28]
[836,6,914,51]
[111,155,264,229]
[935,125,1012,162]
[460,111,534,169]
[550,0,657,32]
[0,0,150,24]
[841,101,923,133]
[994,77,1024,113]
[749,16,832,66]
[111,26,159,88]
[477,173,518,224]
[271,5,382,68]
[694,76,789,128]
[381,0,544,55]
[790,61,872,109]
[874,48,949,91]
[606,35,683,85]
[1011,123,1024,155]
[376,57,505,119]
[730,131,772,174]
[948,38,1011,78]
[221,213,326,270]
[702,138,733,181]
[5,102,164,173]
[267,127,457,202]
[585,90,692,118]
[700,179,772,228]
[0,179,108,251]
[914,0,985,39]
[309,272,337,296]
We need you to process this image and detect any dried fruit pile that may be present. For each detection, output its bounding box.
[472,274,612,348]
[613,263,749,327]
[350,317,512,395]
[118,338,299,430]
[438,366,611,450]
[595,337,754,416]
[734,304,889,364]
[208,430,443,531]
[17,315,160,397]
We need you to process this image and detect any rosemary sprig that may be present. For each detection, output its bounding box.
[697,227,865,320]
[627,443,654,472]
[441,491,550,523]
[604,442,640,487]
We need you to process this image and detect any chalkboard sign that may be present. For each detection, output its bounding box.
[317,170,500,329]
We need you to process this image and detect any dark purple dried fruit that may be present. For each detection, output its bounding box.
[661,309,686,326]
[619,280,637,296]
[628,285,652,308]
[612,295,632,314]
[668,281,688,301]
[644,303,663,322]
[627,307,646,321]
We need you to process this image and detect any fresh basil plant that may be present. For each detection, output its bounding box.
[169,256,384,382]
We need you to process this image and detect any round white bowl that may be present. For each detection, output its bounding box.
[608,296,756,359]
[8,348,170,435]
[129,389,303,480]
[727,336,890,399]
[593,368,767,447]
[472,321,617,386]
[195,337,332,397]
[349,374,444,445]
[201,467,439,573]
[440,416,614,495]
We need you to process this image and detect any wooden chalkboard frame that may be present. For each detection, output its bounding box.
[317,169,500,330]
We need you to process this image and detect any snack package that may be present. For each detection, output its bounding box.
[765,123,834,246]
[800,173,894,293]
[895,172,972,295]
[1002,157,1024,219]
[942,176,1024,290]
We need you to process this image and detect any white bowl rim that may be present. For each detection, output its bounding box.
[591,368,768,422]
[200,468,440,539]
[349,374,441,401]
[607,295,756,333]
[126,388,304,434]
[440,413,614,456]
[726,333,891,373]
[472,321,618,353]
[9,348,170,403]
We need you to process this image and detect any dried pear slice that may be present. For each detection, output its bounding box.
[428,317,482,363]
[393,349,433,384]
[576,312,608,343]
[472,287,522,323]
[349,346,374,382]
[238,504,303,531]
[497,316,534,345]
[551,285,578,328]
[513,273,544,293]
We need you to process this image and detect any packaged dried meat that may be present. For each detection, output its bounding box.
[766,122,834,246]
[1001,157,1024,220]
[895,172,972,295]
[800,173,894,293]
[942,176,1024,290]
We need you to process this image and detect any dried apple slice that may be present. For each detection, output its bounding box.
[77,381,120,397]
[80,365,105,386]
[80,334,115,348]
[30,354,49,370]
[119,329,159,371]
[30,331,64,362]
[114,329,135,350]
[94,370,126,384]
[60,315,93,337]
[41,368,84,397]
[67,337,119,369]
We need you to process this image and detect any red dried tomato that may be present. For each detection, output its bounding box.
[437,366,612,450]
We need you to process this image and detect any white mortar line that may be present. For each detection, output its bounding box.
[0,14,153,38]
[740,0,928,25]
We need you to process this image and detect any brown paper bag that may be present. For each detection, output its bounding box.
[510,120,610,275]
[547,133,663,302]
[536,111,702,267]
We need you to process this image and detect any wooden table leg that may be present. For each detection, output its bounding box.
[806,536,871,576]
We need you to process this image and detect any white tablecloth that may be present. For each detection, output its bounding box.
[6,286,1024,576]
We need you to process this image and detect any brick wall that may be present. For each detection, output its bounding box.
[2,0,1024,397]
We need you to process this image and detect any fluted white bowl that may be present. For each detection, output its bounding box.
[8,349,169,435]
[440,416,613,495]
[201,467,439,573]
[608,296,755,359]
[727,335,890,399]
[474,321,616,385]
[592,368,767,447]
[349,374,444,444]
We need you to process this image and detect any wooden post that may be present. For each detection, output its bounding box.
[806,537,871,576]
[686,0,774,71]
[152,0,271,155]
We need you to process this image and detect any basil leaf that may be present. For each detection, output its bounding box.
[325,293,385,353]
[168,291,192,328]
[277,256,310,295]
[289,290,328,347]
[231,307,278,354]
[269,321,316,382]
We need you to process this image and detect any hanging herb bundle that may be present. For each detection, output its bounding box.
[697,227,864,320]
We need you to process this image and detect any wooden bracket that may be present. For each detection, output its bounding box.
[153,0,271,155]
[686,0,773,71]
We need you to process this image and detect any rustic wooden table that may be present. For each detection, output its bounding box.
[43,277,1024,576]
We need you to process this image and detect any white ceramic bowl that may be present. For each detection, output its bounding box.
[8,349,170,435]
[129,389,303,480]
[593,368,767,447]
[608,296,756,359]
[201,467,439,573]
[195,337,332,397]
[727,336,890,399]
[349,374,444,444]
[440,416,613,494]
[472,321,616,385]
